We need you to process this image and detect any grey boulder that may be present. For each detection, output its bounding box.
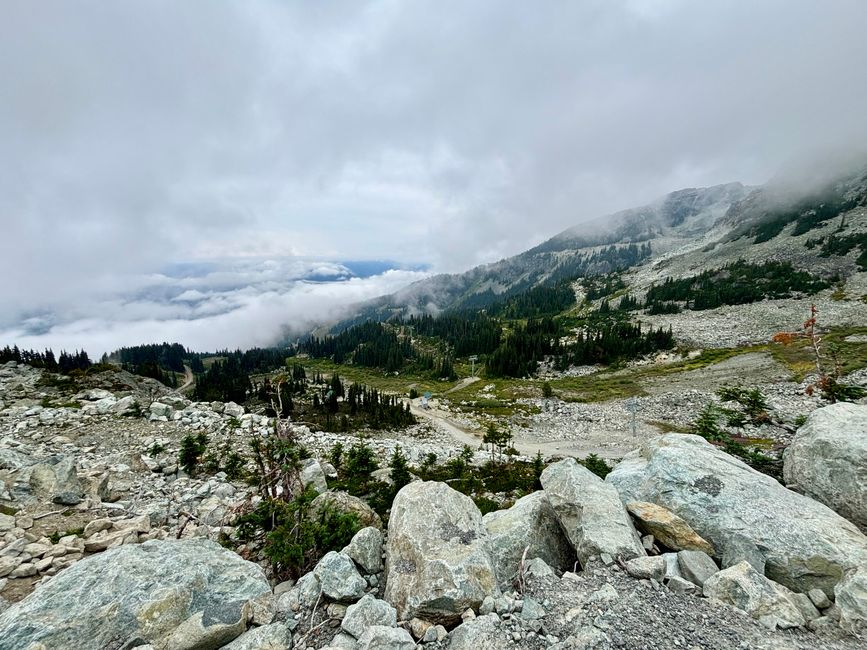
[0,539,270,650]
[221,623,291,649]
[313,551,367,602]
[624,556,666,581]
[835,566,867,635]
[607,434,867,596]
[27,456,84,505]
[703,561,805,630]
[541,458,645,566]
[149,401,173,418]
[384,481,499,625]
[341,594,397,639]
[482,490,574,588]
[344,526,384,574]
[783,402,867,530]
[300,458,328,495]
[111,395,139,415]
[677,550,719,588]
[355,625,415,650]
[447,613,505,650]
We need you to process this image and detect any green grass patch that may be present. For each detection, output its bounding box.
[554,373,646,403]
[831,285,848,301]
[455,399,542,418]
[299,358,444,396]
[550,347,754,403]
[445,377,526,403]
[644,348,747,376]
[437,377,542,421]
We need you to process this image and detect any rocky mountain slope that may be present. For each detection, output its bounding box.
[338,162,867,333]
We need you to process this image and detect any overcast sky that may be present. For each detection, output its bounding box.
[2,1,867,353]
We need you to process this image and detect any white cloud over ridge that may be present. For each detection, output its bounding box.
[0,260,428,357]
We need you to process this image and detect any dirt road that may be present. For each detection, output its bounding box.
[409,399,635,460]
[179,365,195,393]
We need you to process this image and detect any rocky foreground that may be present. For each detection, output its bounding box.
[1,360,866,649]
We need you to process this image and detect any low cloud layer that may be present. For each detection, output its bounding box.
[3,1,866,353]
[0,260,427,357]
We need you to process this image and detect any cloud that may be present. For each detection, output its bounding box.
[2,0,866,348]
[0,262,428,357]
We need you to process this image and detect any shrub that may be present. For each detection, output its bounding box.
[389,446,412,492]
[329,442,344,470]
[148,442,166,456]
[179,433,209,476]
[235,487,360,579]
[344,442,379,495]
[690,403,780,479]
[532,451,544,489]
[717,385,769,424]
[473,495,501,515]
[249,422,311,499]
[223,450,247,481]
[582,453,612,479]
[419,452,438,477]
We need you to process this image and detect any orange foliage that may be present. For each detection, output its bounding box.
[771,332,797,345]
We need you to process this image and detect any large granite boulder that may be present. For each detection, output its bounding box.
[607,434,867,596]
[26,456,84,505]
[540,458,645,566]
[783,402,867,530]
[482,491,575,588]
[384,481,499,625]
[149,401,173,418]
[48,456,85,505]
[703,561,805,630]
[0,539,270,650]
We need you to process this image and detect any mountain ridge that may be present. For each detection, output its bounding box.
[328,162,866,334]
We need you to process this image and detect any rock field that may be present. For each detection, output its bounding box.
[1,355,867,649]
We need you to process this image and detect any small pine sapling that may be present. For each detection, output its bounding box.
[772,304,865,403]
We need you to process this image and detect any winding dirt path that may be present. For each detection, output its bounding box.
[178,365,195,393]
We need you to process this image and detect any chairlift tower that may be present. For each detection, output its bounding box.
[469,355,479,377]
